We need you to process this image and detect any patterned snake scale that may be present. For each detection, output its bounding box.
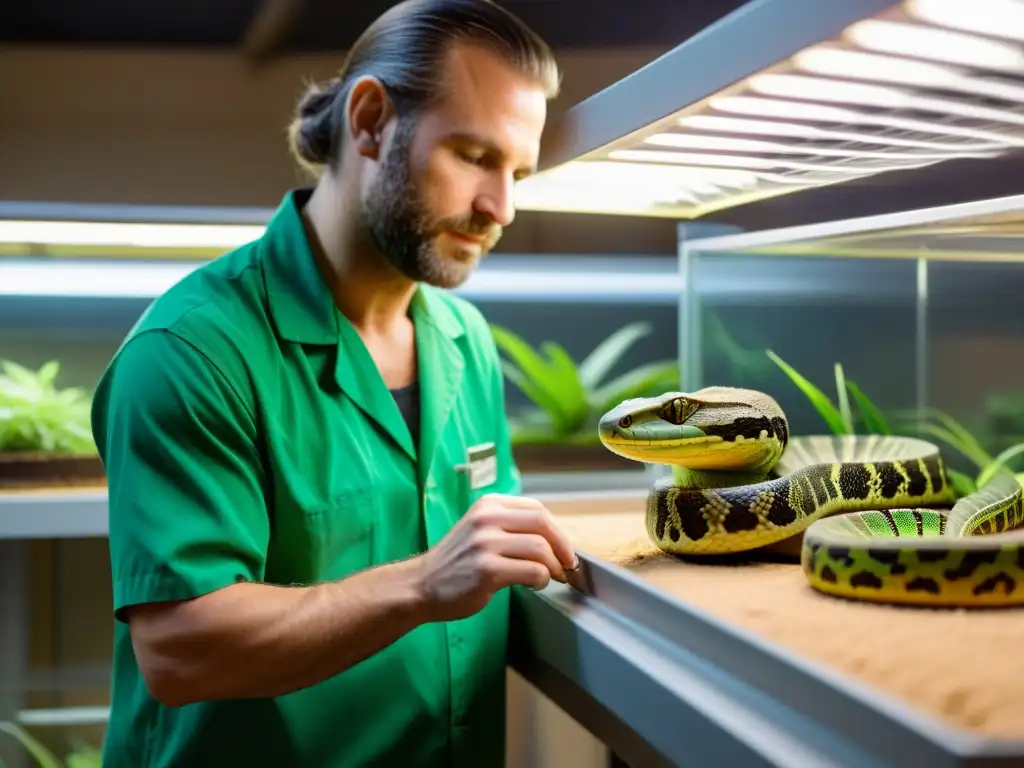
[598,386,1024,608]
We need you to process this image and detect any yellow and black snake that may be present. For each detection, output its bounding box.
[598,386,1024,608]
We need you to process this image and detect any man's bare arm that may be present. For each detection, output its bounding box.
[126,556,429,707]
[125,494,576,708]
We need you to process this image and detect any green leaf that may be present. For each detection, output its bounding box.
[577,322,651,390]
[704,314,769,380]
[0,360,47,393]
[833,363,853,434]
[591,361,680,414]
[0,357,97,454]
[946,468,977,498]
[977,441,1024,488]
[499,362,567,429]
[897,408,993,469]
[844,379,892,435]
[538,341,588,433]
[65,744,103,768]
[929,409,993,467]
[911,422,989,470]
[36,361,61,389]
[490,327,577,428]
[0,722,64,768]
[765,350,848,435]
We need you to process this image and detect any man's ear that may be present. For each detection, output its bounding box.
[345,76,395,160]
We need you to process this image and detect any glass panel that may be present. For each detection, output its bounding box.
[687,251,920,437]
[928,260,1024,465]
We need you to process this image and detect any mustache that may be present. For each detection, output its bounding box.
[436,212,501,243]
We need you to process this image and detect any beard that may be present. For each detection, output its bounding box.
[360,117,500,289]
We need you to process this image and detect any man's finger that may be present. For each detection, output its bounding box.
[493,533,567,583]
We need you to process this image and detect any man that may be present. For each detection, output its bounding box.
[90,1,579,765]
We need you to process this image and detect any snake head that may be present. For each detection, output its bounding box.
[598,393,707,458]
[598,387,787,470]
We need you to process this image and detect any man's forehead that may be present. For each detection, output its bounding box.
[432,42,547,152]
[439,42,545,108]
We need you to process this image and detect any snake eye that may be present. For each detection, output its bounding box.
[660,397,691,424]
[618,415,632,428]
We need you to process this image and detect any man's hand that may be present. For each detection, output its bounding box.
[413,493,578,623]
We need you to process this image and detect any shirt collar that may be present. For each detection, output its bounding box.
[261,187,463,345]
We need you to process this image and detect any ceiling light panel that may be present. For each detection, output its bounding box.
[516,0,1024,218]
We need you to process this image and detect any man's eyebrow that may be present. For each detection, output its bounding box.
[446,131,503,155]
[446,131,537,174]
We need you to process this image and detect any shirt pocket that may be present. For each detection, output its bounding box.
[456,438,502,511]
[301,485,378,581]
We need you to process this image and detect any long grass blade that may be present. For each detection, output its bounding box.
[844,379,892,435]
[577,322,651,390]
[946,468,977,498]
[491,326,575,426]
[765,350,847,435]
[0,722,64,768]
[977,441,1024,488]
[833,363,853,434]
[591,361,680,414]
[902,408,993,468]
[538,341,588,427]
[913,423,990,470]
[499,362,568,430]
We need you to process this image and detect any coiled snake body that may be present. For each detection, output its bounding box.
[598,386,1024,608]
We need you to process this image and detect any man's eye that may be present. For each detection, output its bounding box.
[459,151,487,166]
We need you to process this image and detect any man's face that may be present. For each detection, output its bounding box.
[361,43,549,288]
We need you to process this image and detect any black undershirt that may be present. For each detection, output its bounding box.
[390,381,420,452]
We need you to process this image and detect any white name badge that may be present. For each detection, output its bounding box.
[457,442,497,490]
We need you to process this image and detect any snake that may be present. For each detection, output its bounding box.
[598,386,1024,608]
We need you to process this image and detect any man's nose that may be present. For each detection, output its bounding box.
[475,173,516,228]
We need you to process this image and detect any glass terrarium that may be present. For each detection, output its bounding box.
[679,194,1024,490]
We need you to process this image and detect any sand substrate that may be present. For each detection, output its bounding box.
[543,491,1024,741]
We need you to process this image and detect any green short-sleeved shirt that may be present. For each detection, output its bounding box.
[90,188,523,768]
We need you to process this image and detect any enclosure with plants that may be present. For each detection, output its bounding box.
[0,721,101,768]
[0,359,102,489]
[490,320,680,472]
[767,350,1024,497]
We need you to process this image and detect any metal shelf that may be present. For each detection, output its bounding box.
[16,706,109,728]
[0,473,649,540]
[0,489,108,540]
[510,554,1024,768]
[12,485,1023,766]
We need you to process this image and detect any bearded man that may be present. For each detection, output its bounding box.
[90,2,578,765]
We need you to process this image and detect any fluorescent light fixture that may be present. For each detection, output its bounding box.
[609,147,938,175]
[643,131,985,161]
[0,258,682,302]
[514,160,764,216]
[748,73,1024,126]
[844,19,1024,70]
[710,96,1024,147]
[0,219,263,250]
[906,0,1024,43]
[514,0,1024,219]
[675,114,1004,152]
[0,261,202,298]
[793,46,1024,103]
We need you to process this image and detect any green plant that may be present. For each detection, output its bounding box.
[705,313,774,382]
[0,360,96,454]
[766,350,892,436]
[0,721,101,768]
[895,407,1024,496]
[491,321,680,445]
[766,350,1024,498]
